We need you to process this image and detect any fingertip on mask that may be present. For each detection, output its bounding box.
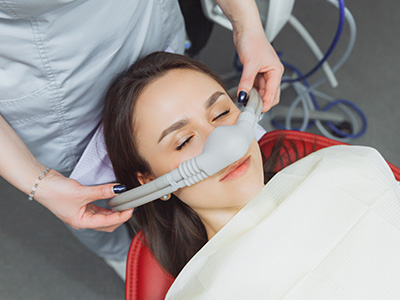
[113,184,127,194]
[238,90,248,104]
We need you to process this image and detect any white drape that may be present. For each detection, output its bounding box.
[166,145,400,300]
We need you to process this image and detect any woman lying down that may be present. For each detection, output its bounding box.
[103,52,400,299]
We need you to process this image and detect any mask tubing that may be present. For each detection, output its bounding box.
[111,185,178,211]
[108,173,177,207]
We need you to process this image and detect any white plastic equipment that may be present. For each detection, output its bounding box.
[200,0,295,42]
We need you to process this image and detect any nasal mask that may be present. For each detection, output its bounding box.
[108,89,263,211]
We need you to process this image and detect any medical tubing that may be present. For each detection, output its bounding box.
[110,160,210,211]
[308,90,360,143]
[109,159,209,208]
[108,173,177,207]
[285,84,364,141]
[284,59,316,123]
[287,82,312,131]
[294,73,367,140]
[274,82,360,141]
[177,158,208,186]
[312,5,356,89]
[324,99,367,138]
[246,88,263,123]
[278,53,366,140]
[288,15,338,88]
[282,0,345,83]
[312,89,359,133]
[272,59,314,130]
[112,185,178,211]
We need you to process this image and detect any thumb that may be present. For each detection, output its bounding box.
[83,183,126,203]
[237,62,258,98]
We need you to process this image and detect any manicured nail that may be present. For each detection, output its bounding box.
[238,91,248,104]
[113,185,126,194]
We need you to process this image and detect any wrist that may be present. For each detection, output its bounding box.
[27,167,51,201]
[31,168,60,205]
[216,0,265,43]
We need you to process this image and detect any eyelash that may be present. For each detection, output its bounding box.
[176,135,193,151]
[212,108,230,122]
[176,109,231,151]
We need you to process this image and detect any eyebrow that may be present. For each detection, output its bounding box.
[205,91,225,110]
[158,119,189,143]
[158,91,225,143]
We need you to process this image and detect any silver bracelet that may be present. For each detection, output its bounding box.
[28,167,51,201]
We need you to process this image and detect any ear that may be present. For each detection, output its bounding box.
[137,172,155,185]
[137,172,171,202]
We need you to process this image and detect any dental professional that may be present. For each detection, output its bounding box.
[0,0,283,279]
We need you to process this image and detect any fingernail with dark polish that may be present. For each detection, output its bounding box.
[113,185,126,194]
[238,91,248,104]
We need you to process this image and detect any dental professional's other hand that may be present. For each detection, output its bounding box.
[234,28,284,112]
[216,0,284,112]
[0,114,133,232]
[34,169,134,232]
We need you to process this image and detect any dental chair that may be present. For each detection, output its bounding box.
[125,129,400,300]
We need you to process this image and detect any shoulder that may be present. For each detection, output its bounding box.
[313,145,389,174]
[314,145,383,160]
[285,145,396,188]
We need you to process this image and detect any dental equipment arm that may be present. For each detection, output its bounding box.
[108,89,263,211]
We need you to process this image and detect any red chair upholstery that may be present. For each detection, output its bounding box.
[126,130,400,300]
[125,231,174,300]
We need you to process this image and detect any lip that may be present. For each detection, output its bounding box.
[220,155,251,182]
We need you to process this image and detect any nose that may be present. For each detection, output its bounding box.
[201,108,241,143]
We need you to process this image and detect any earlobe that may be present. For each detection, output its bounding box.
[137,173,171,201]
[137,172,155,185]
[160,194,171,201]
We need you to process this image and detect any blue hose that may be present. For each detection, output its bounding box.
[282,0,346,83]
[323,99,368,138]
[275,58,368,139]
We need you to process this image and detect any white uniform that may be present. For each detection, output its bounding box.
[0,0,185,173]
[0,0,185,261]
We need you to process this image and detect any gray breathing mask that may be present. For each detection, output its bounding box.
[108,89,263,211]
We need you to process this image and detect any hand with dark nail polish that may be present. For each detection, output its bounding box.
[238,91,248,105]
[113,185,127,194]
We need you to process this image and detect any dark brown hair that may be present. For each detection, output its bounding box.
[103,52,289,277]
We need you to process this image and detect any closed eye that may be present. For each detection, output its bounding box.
[212,109,230,122]
[176,135,193,151]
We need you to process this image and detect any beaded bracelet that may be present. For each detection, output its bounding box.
[28,167,51,201]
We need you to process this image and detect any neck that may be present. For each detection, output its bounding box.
[199,206,244,239]
[196,184,265,240]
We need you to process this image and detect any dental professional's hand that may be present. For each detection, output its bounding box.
[34,169,133,232]
[0,114,132,232]
[215,0,284,112]
[234,28,284,112]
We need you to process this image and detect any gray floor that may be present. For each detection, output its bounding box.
[1,1,399,299]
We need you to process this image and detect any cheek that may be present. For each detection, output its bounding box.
[148,147,203,178]
[174,177,218,207]
[229,107,241,125]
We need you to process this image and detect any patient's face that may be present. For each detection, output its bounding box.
[134,69,264,215]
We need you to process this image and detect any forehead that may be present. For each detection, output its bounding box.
[133,68,224,128]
